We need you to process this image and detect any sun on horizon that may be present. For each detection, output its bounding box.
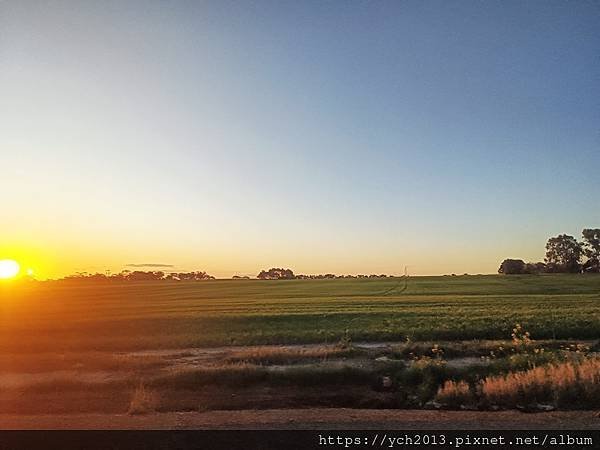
[0,259,21,279]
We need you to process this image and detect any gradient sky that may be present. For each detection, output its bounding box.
[1,1,599,279]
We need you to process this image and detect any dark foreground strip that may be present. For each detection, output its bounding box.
[0,431,598,450]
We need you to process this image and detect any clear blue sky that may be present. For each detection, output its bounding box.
[1,0,599,278]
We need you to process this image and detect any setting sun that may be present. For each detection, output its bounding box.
[0,259,20,279]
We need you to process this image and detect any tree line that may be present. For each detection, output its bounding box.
[257,267,390,280]
[60,270,215,282]
[499,228,600,274]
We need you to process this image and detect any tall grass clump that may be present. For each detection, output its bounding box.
[481,358,600,409]
[436,380,474,407]
[397,346,454,404]
[225,346,356,365]
[128,383,160,415]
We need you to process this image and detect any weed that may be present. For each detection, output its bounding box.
[225,346,356,365]
[481,358,600,408]
[436,380,474,407]
[128,383,160,415]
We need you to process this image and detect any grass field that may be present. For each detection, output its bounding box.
[2,274,600,352]
[2,274,600,415]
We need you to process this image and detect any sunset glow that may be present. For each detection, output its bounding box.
[1,2,598,280]
[0,259,20,279]
[0,1,599,437]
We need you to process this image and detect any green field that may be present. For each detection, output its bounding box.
[3,274,600,352]
[2,274,600,415]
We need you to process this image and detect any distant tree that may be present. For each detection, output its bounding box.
[523,262,547,274]
[110,271,127,281]
[257,268,295,280]
[127,270,165,281]
[581,228,600,273]
[544,234,583,273]
[498,259,526,274]
[58,269,213,283]
[168,271,214,281]
[63,272,108,282]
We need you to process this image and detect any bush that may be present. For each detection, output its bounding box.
[498,259,526,274]
[128,383,160,415]
[481,358,600,409]
[436,380,474,407]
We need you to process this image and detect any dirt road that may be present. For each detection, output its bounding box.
[1,409,599,430]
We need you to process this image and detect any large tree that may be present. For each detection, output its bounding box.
[498,259,526,274]
[544,234,583,273]
[582,228,600,273]
[257,268,295,280]
[523,262,547,274]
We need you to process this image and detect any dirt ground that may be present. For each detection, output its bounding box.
[1,409,599,430]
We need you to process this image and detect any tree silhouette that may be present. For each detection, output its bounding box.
[545,234,583,273]
[582,228,600,273]
[498,259,526,274]
[257,268,295,279]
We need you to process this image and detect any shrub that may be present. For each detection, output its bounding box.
[481,358,600,408]
[225,346,356,365]
[128,383,160,415]
[436,380,474,407]
[398,355,453,403]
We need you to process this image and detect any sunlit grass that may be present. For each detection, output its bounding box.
[481,357,600,408]
[2,275,600,352]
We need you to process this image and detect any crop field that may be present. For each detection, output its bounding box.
[2,274,600,352]
[2,274,600,417]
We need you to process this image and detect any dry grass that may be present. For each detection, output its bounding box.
[436,357,600,409]
[224,346,355,365]
[111,353,168,370]
[481,357,600,408]
[149,361,376,389]
[389,339,584,359]
[127,383,160,415]
[0,351,167,374]
[436,380,473,405]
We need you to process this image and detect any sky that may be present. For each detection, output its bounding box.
[1,1,599,279]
